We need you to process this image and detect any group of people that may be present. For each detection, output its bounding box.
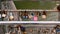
[8,25,26,34]
[20,11,46,21]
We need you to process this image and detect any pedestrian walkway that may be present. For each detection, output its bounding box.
[1,0,18,21]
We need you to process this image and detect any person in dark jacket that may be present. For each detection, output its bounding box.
[16,25,26,34]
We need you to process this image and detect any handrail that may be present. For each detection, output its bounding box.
[0,21,60,24]
[0,9,58,11]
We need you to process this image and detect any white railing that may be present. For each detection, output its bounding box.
[0,21,60,24]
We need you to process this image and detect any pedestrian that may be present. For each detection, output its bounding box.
[33,15,38,21]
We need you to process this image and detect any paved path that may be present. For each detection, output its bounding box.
[1,0,18,21]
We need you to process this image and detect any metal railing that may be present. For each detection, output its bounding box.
[0,10,59,21]
[0,9,59,11]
